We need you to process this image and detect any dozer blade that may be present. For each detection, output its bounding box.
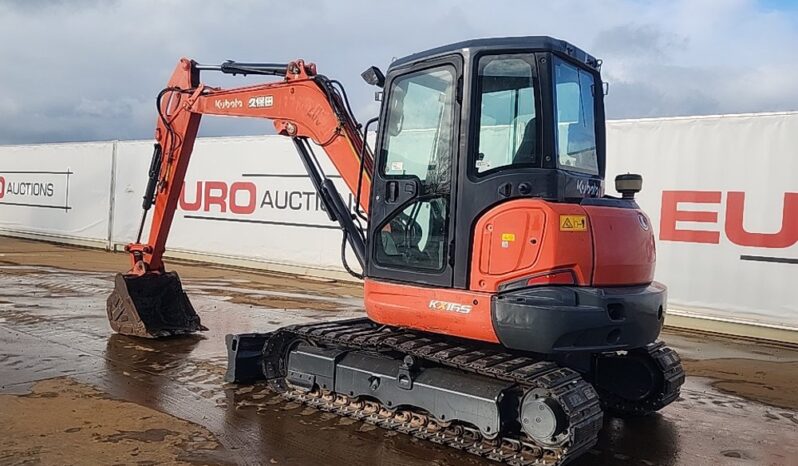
[107,271,207,338]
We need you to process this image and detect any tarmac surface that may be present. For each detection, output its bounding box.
[1,237,797,466]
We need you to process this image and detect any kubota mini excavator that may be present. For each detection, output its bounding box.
[107,37,684,465]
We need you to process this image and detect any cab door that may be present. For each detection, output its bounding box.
[366,56,462,287]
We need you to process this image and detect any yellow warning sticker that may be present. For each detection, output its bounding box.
[559,215,587,232]
[501,233,516,242]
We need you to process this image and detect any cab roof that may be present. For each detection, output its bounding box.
[388,36,599,71]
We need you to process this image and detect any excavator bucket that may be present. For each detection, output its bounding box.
[107,271,206,338]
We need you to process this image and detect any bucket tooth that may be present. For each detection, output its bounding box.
[107,271,206,338]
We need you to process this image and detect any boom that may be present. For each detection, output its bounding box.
[127,58,373,274]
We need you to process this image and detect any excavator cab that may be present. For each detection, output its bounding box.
[366,38,606,289]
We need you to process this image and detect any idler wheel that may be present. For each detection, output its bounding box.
[520,390,567,445]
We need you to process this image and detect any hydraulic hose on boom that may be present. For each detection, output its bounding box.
[107,58,373,338]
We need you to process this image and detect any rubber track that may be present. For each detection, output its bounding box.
[597,341,685,416]
[263,318,603,465]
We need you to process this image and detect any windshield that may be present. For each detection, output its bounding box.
[377,66,456,272]
[554,58,599,175]
[381,67,455,193]
[473,54,537,174]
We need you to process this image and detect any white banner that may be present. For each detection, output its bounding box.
[113,137,357,272]
[0,111,795,332]
[606,112,798,328]
[0,142,113,245]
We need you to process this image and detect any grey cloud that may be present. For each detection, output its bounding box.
[0,0,112,11]
[605,80,722,120]
[0,0,797,144]
[594,24,688,60]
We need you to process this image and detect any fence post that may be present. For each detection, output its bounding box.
[106,140,118,250]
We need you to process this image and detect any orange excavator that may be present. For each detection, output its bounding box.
[107,37,684,465]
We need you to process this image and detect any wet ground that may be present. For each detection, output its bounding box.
[1,237,797,466]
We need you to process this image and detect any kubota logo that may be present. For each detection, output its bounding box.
[576,179,600,196]
[214,98,243,110]
[428,300,472,314]
[247,95,273,108]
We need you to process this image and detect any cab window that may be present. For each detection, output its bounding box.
[473,54,538,174]
[377,65,456,271]
[381,66,455,190]
[554,58,599,175]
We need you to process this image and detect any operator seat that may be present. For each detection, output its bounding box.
[512,117,537,165]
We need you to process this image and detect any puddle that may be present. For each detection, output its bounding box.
[1,259,797,466]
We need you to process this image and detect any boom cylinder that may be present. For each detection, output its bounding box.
[219,61,289,76]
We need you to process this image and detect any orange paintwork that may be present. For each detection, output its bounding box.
[470,199,594,292]
[365,198,656,344]
[192,64,370,210]
[129,58,372,273]
[364,279,499,344]
[585,205,656,286]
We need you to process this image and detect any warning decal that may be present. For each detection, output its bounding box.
[559,215,587,232]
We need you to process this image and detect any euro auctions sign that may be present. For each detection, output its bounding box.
[605,112,798,329]
[0,170,71,210]
[0,142,115,245]
[647,187,798,327]
[661,191,797,250]
[177,176,362,229]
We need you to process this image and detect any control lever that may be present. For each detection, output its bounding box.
[386,181,399,203]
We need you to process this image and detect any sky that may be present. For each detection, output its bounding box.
[1,0,797,144]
